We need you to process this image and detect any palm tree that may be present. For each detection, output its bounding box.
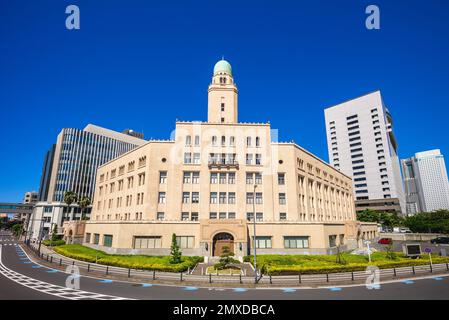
[63,191,78,221]
[78,196,91,220]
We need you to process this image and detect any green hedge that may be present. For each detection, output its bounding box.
[42,240,66,247]
[244,253,449,275]
[54,244,203,272]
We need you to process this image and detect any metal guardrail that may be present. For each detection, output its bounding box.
[24,242,449,286]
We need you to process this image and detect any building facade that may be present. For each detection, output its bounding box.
[83,60,377,258]
[324,91,405,214]
[401,149,449,214]
[23,191,38,204]
[27,125,146,241]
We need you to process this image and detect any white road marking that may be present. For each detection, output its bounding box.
[0,245,132,300]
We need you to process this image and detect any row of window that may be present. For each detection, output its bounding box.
[157,192,287,205]
[184,135,263,147]
[99,157,146,183]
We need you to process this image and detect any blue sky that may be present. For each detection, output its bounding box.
[1,0,449,202]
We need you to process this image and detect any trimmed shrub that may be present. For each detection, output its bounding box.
[42,240,66,247]
[54,244,203,272]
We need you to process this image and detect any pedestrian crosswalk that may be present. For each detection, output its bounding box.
[0,245,132,300]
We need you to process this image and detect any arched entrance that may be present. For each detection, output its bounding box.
[213,232,234,256]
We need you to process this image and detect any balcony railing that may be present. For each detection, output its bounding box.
[208,159,239,169]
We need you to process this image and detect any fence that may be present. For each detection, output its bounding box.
[25,242,449,286]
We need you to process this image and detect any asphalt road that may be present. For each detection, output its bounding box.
[1,231,449,300]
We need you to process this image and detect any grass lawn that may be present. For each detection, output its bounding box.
[244,252,449,275]
[206,266,242,275]
[53,244,203,272]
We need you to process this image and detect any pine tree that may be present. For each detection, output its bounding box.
[170,233,182,264]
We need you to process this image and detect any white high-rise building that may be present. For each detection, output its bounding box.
[324,91,405,214]
[402,149,449,213]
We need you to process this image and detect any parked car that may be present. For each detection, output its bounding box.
[430,237,449,244]
[378,238,393,245]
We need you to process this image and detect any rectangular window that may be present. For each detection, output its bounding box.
[255,192,263,204]
[159,171,167,184]
[192,192,199,203]
[228,192,236,204]
[246,137,252,147]
[256,212,263,221]
[246,173,254,184]
[279,193,286,205]
[228,212,236,219]
[255,154,262,165]
[284,236,309,249]
[181,212,189,221]
[219,192,227,204]
[103,234,113,247]
[329,235,337,247]
[176,236,194,249]
[194,135,200,146]
[157,212,165,221]
[158,192,166,204]
[219,212,227,219]
[246,154,253,165]
[191,212,198,221]
[183,171,191,184]
[209,212,217,219]
[192,172,200,184]
[252,236,272,249]
[210,173,218,184]
[228,172,235,184]
[182,192,190,204]
[134,236,162,249]
[219,173,227,184]
[184,153,192,164]
[255,172,262,184]
[279,212,287,221]
[193,153,200,164]
[278,173,285,185]
[85,233,91,243]
[246,192,254,204]
[185,135,191,146]
[210,192,217,204]
[246,212,254,221]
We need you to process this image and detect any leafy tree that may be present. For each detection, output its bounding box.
[170,233,182,264]
[11,224,23,237]
[357,209,403,228]
[214,246,239,270]
[403,210,449,234]
[335,245,347,265]
[384,243,397,260]
[51,223,59,241]
[63,191,78,219]
[78,196,91,220]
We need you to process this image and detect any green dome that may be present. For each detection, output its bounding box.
[213,59,232,76]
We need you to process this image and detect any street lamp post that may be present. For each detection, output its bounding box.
[252,184,258,283]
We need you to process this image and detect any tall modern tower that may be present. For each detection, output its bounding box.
[324,91,405,214]
[401,149,449,214]
[27,124,147,241]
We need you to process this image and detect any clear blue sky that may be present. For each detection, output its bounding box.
[1,0,449,202]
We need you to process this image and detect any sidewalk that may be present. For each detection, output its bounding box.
[21,242,449,288]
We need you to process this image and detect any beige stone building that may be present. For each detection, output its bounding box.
[84,60,377,258]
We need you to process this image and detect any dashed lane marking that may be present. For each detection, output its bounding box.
[183,286,198,291]
[98,279,113,283]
